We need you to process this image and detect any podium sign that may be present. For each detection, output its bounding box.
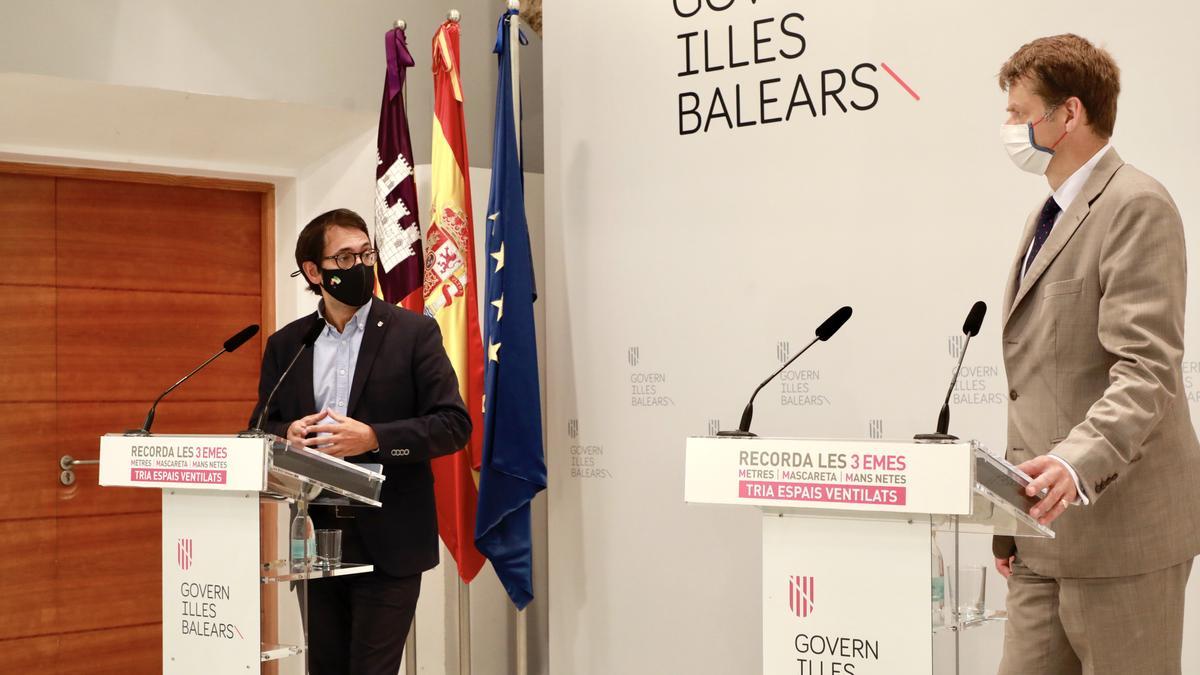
[99,435,267,492]
[162,490,260,673]
[763,515,931,674]
[685,437,973,515]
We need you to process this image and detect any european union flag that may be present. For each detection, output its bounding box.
[475,8,546,610]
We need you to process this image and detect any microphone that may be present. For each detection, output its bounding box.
[244,318,325,436]
[127,324,260,436]
[915,301,987,442]
[717,306,852,438]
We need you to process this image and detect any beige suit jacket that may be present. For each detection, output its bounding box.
[993,148,1200,578]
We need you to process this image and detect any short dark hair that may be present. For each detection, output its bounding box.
[294,208,371,295]
[999,34,1121,138]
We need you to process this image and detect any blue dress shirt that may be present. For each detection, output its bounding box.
[313,302,371,425]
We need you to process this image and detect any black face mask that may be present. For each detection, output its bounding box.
[320,263,375,308]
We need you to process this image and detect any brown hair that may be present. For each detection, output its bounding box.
[998,34,1120,138]
[294,208,370,295]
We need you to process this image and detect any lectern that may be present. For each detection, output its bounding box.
[684,437,1053,674]
[99,434,385,674]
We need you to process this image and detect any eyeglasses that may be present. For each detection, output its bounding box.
[323,249,378,270]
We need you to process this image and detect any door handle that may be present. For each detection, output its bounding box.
[59,455,99,486]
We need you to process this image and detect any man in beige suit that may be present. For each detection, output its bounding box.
[993,34,1200,674]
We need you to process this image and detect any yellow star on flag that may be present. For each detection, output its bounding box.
[491,243,505,272]
[488,340,502,362]
[492,295,504,321]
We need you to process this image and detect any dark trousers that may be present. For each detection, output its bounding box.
[308,569,421,675]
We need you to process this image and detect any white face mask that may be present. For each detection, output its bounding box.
[1001,107,1063,176]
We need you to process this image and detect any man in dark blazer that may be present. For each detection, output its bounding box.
[251,208,470,675]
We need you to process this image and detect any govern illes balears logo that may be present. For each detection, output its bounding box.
[671,1,920,135]
[178,537,194,571]
[948,334,964,359]
[789,574,816,618]
[868,419,883,440]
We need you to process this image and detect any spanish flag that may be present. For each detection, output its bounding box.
[423,18,486,582]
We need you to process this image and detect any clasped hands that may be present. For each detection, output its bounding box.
[286,409,379,458]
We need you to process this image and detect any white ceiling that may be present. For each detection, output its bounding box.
[0,73,375,176]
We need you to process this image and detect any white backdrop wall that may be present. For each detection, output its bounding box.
[544,2,1200,673]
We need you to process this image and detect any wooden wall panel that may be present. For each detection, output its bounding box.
[0,173,55,287]
[0,163,270,671]
[259,191,276,341]
[58,624,160,674]
[55,178,261,296]
[0,519,57,640]
[0,616,160,674]
[0,285,55,403]
[55,513,160,635]
[56,288,261,403]
[0,403,57,521]
[56,400,256,518]
[0,634,57,673]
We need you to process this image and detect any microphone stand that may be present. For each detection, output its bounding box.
[240,344,310,438]
[717,336,820,438]
[914,332,975,442]
[126,349,228,436]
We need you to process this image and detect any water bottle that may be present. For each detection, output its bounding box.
[307,517,316,567]
[290,512,314,572]
[931,532,946,627]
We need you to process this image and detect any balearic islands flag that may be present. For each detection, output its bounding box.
[423,18,487,582]
[475,8,547,610]
[373,25,424,311]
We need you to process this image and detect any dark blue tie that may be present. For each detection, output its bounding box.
[1024,196,1061,278]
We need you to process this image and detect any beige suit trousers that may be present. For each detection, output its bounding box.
[998,557,1193,675]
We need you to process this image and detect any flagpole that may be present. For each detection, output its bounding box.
[383,15,417,674]
[459,577,472,675]
[508,0,522,166]
[504,5,531,675]
[516,606,529,675]
[437,9,473,675]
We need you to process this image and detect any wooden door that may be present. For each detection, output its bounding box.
[0,164,274,673]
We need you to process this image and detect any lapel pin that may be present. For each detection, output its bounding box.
[377,321,383,327]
